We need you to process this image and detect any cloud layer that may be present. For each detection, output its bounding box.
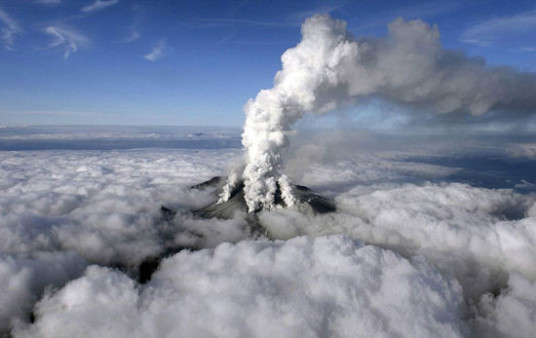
[0,148,242,266]
[0,130,535,337]
[15,236,467,338]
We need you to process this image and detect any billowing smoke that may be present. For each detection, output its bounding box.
[223,14,536,212]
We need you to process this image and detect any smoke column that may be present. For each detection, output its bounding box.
[221,14,536,212]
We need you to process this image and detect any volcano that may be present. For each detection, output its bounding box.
[151,176,336,283]
[191,176,336,219]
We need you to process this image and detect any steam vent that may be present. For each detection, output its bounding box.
[192,176,336,219]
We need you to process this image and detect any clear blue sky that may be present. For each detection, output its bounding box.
[1,0,535,126]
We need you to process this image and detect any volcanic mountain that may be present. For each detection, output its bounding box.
[191,176,336,219]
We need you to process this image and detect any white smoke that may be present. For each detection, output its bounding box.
[227,14,536,212]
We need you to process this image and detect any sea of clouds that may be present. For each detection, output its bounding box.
[0,126,535,338]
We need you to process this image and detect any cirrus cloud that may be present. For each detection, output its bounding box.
[43,25,90,59]
[81,0,120,14]
[461,10,536,48]
[0,8,22,50]
[144,39,167,61]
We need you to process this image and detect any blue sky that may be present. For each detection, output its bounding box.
[0,0,535,126]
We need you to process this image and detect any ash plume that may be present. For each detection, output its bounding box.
[222,14,536,212]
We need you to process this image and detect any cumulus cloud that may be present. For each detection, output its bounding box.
[221,14,536,212]
[81,0,119,14]
[43,25,89,59]
[15,236,467,338]
[144,39,167,61]
[0,251,87,335]
[0,8,22,50]
[475,273,536,338]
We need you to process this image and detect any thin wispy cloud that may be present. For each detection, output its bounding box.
[124,27,139,43]
[0,8,22,50]
[7,110,104,119]
[350,1,468,33]
[520,46,536,52]
[461,10,536,47]
[118,5,145,43]
[144,39,167,61]
[230,39,290,46]
[36,0,62,5]
[118,23,140,43]
[392,1,467,20]
[290,0,352,22]
[81,0,119,14]
[193,17,297,29]
[43,25,90,59]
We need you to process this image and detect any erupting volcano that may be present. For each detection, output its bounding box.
[193,176,335,220]
[196,14,536,217]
